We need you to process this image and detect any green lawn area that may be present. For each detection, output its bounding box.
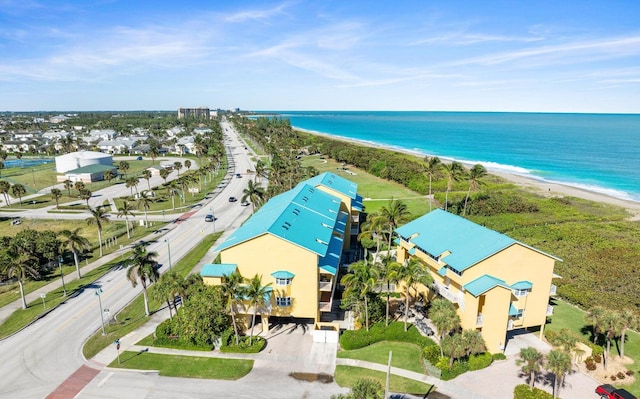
[0,252,131,338]
[546,299,640,393]
[301,155,430,218]
[83,232,221,359]
[337,341,425,374]
[334,365,433,396]
[110,351,253,379]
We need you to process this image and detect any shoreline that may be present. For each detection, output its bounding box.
[296,127,640,219]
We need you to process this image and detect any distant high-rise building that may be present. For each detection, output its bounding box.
[177,107,210,119]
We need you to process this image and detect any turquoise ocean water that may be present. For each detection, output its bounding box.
[266,111,640,203]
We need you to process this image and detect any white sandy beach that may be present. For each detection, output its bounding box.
[300,128,640,220]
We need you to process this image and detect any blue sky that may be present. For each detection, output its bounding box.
[1,0,639,112]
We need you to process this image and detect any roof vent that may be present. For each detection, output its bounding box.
[281,225,289,230]
[316,238,328,245]
[292,208,301,215]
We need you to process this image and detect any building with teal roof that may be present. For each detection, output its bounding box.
[395,209,561,353]
[203,172,362,332]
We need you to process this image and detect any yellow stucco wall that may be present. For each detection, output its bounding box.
[202,276,224,286]
[396,238,556,353]
[220,233,321,321]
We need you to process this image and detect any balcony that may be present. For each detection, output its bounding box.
[319,291,333,313]
[432,282,463,307]
[319,280,332,291]
[547,305,554,316]
[549,284,557,296]
[319,301,332,312]
[476,314,483,327]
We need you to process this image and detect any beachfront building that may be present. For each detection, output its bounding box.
[177,107,210,119]
[395,209,560,353]
[202,172,363,332]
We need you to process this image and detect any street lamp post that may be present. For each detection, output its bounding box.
[58,255,66,296]
[95,288,106,335]
[164,238,172,270]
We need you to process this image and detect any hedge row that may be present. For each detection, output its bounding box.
[339,321,437,350]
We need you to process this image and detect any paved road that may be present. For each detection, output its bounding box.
[0,120,256,398]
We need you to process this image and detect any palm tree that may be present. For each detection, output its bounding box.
[601,311,622,370]
[618,309,637,359]
[379,199,411,255]
[124,243,159,316]
[63,179,73,196]
[159,168,170,184]
[517,347,544,389]
[125,177,139,196]
[241,180,266,213]
[221,270,246,345]
[79,188,92,207]
[341,260,379,331]
[424,156,442,211]
[441,334,467,368]
[166,182,179,210]
[152,271,179,320]
[86,206,110,257]
[430,298,461,356]
[103,170,115,183]
[141,169,152,191]
[74,181,85,195]
[375,256,402,326]
[255,159,268,183]
[137,190,154,227]
[463,164,487,216]
[461,329,485,357]
[5,249,40,309]
[357,213,386,263]
[546,349,572,399]
[173,161,182,177]
[184,159,191,170]
[60,228,91,278]
[50,188,62,209]
[148,145,160,164]
[118,160,130,179]
[245,274,272,345]
[11,183,26,205]
[585,305,607,344]
[442,161,464,211]
[117,200,136,238]
[397,258,433,331]
[0,180,12,207]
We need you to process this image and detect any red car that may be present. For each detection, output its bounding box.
[596,384,637,399]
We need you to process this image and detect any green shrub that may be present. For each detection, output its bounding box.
[339,321,436,350]
[422,345,441,364]
[492,352,507,361]
[585,356,597,371]
[514,384,555,399]
[588,343,604,358]
[220,336,265,353]
[468,352,493,371]
[439,359,469,381]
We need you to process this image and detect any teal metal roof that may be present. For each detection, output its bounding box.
[437,266,447,276]
[200,263,236,278]
[318,234,343,275]
[511,281,533,290]
[271,271,295,279]
[352,194,364,211]
[464,274,510,297]
[304,172,358,200]
[396,209,561,273]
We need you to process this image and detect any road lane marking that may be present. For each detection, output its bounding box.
[97,372,113,387]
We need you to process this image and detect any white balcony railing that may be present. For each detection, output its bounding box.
[550,284,557,296]
[319,280,332,291]
[319,301,332,312]
[432,282,460,305]
[547,305,554,316]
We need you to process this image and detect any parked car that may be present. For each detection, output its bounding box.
[136,156,143,160]
[241,201,250,207]
[228,196,238,202]
[204,214,214,222]
[596,384,637,399]
[236,173,242,178]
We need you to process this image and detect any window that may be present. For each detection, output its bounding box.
[276,297,292,307]
[515,309,524,319]
[513,289,529,297]
[275,277,292,286]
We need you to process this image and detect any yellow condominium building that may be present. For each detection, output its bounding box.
[202,172,363,331]
[395,209,561,353]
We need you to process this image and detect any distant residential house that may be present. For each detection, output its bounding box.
[193,127,212,135]
[49,115,69,123]
[395,209,561,353]
[97,138,138,154]
[174,136,195,155]
[146,165,164,176]
[58,164,118,183]
[42,131,70,141]
[86,129,117,143]
[13,131,42,141]
[165,126,183,137]
[2,140,34,153]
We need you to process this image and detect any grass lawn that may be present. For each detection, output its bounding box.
[83,233,221,359]
[109,351,253,379]
[0,252,131,338]
[301,155,430,218]
[334,365,433,396]
[546,299,640,393]
[337,341,425,374]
